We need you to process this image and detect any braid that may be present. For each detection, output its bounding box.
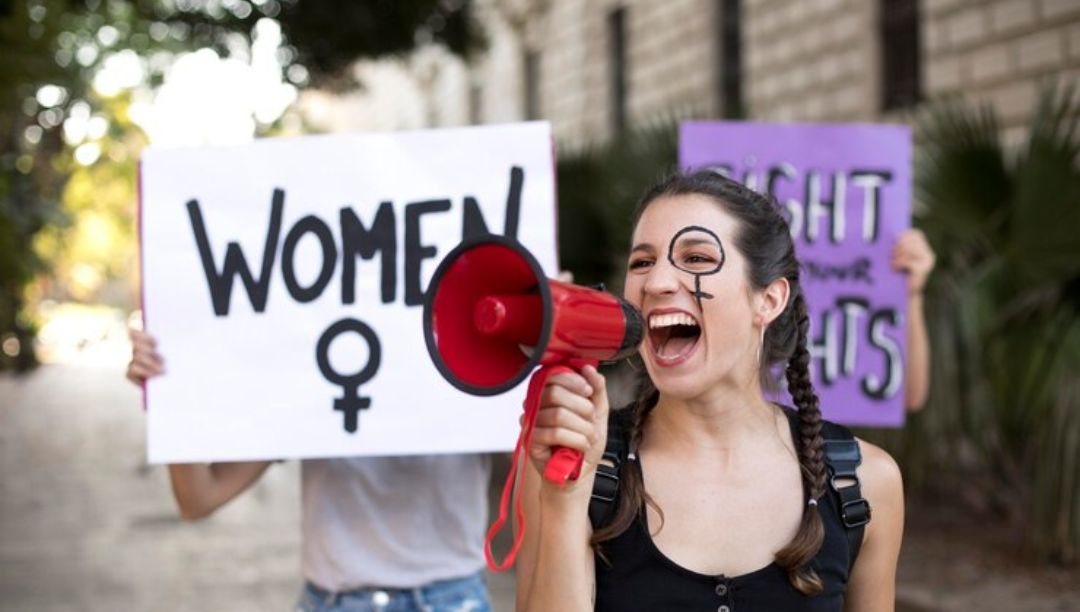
[629,373,659,454]
[774,290,828,595]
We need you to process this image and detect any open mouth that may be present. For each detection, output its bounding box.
[647,311,701,366]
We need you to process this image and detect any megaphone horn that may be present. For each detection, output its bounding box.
[424,235,642,396]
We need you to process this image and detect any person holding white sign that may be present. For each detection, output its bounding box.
[127,331,494,612]
[515,171,904,611]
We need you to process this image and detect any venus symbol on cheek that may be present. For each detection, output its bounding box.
[667,226,726,310]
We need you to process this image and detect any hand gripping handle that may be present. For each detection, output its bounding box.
[484,364,584,571]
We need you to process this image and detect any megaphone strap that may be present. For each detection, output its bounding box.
[483,364,575,572]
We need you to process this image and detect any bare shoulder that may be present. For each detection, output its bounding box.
[852,437,904,531]
[853,437,903,500]
[845,438,905,608]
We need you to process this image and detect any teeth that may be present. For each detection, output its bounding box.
[648,313,699,329]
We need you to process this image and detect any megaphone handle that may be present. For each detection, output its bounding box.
[526,364,586,485]
[483,364,574,572]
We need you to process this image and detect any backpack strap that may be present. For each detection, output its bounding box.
[589,409,630,529]
[820,421,871,569]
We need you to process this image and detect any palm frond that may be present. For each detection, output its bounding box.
[902,82,1080,561]
[1008,81,1080,287]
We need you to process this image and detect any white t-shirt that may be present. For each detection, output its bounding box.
[300,454,492,591]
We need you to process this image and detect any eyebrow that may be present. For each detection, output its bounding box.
[673,236,721,249]
[629,243,655,255]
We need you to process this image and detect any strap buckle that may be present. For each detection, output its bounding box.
[830,473,861,492]
[590,464,620,503]
[841,498,871,528]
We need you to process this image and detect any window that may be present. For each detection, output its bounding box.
[719,0,743,118]
[469,82,483,125]
[880,0,920,110]
[608,7,628,134]
[524,50,541,120]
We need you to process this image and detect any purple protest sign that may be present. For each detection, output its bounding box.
[679,121,911,427]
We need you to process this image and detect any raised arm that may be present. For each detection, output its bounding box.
[844,439,905,612]
[516,366,609,612]
[904,292,930,411]
[892,229,936,411]
[127,329,272,520]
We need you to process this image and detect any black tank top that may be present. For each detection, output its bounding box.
[594,409,854,612]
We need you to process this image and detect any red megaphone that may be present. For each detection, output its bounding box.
[422,234,643,571]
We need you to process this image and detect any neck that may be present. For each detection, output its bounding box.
[646,383,781,453]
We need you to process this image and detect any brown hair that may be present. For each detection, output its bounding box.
[592,169,828,595]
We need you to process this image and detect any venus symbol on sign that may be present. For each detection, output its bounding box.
[315,318,382,433]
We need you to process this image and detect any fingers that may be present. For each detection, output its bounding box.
[580,365,610,465]
[126,361,161,384]
[581,365,608,420]
[528,367,609,469]
[129,328,155,346]
[127,329,164,385]
[541,376,594,420]
[532,373,596,455]
[530,409,594,456]
[891,229,936,293]
[892,230,934,265]
[130,329,161,354]
[544,370,593,397]
[131,350,164,372]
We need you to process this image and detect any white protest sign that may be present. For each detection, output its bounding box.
[140,122,557,463]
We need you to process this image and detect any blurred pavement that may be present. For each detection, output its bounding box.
[0,323,515,612]
[2,311,1077,611]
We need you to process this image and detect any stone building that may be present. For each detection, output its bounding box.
[473,0,1080,146]
[298,0,1079,147]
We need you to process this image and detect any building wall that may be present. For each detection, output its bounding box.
[920,0,1080,143]
[519,0,716,146]
[744,0,878,122]
[532,0,591,142]
[298,0,1080,146]
[478,0,1080,145]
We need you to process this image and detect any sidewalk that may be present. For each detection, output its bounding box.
[2,350,1077,610]
[0,349,515,612]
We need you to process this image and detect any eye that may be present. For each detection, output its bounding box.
[684,253,714,264]
[677,252,721,273]
[668,228,726,275]
[628,257,654,271]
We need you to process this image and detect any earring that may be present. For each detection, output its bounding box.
[757,324,766,365]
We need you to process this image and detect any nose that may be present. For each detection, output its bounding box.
[642,258,682,296]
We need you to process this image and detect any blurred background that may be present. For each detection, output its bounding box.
[2,0,1079,610]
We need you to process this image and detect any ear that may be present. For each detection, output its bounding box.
[756,277,790,327]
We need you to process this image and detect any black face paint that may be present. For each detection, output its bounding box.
[667,225,726,310]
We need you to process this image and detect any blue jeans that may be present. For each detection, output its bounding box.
[295,572,492,612]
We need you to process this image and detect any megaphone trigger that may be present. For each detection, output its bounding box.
[545,446,585,483]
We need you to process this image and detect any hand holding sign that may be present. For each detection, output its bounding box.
[891,228,935,295]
